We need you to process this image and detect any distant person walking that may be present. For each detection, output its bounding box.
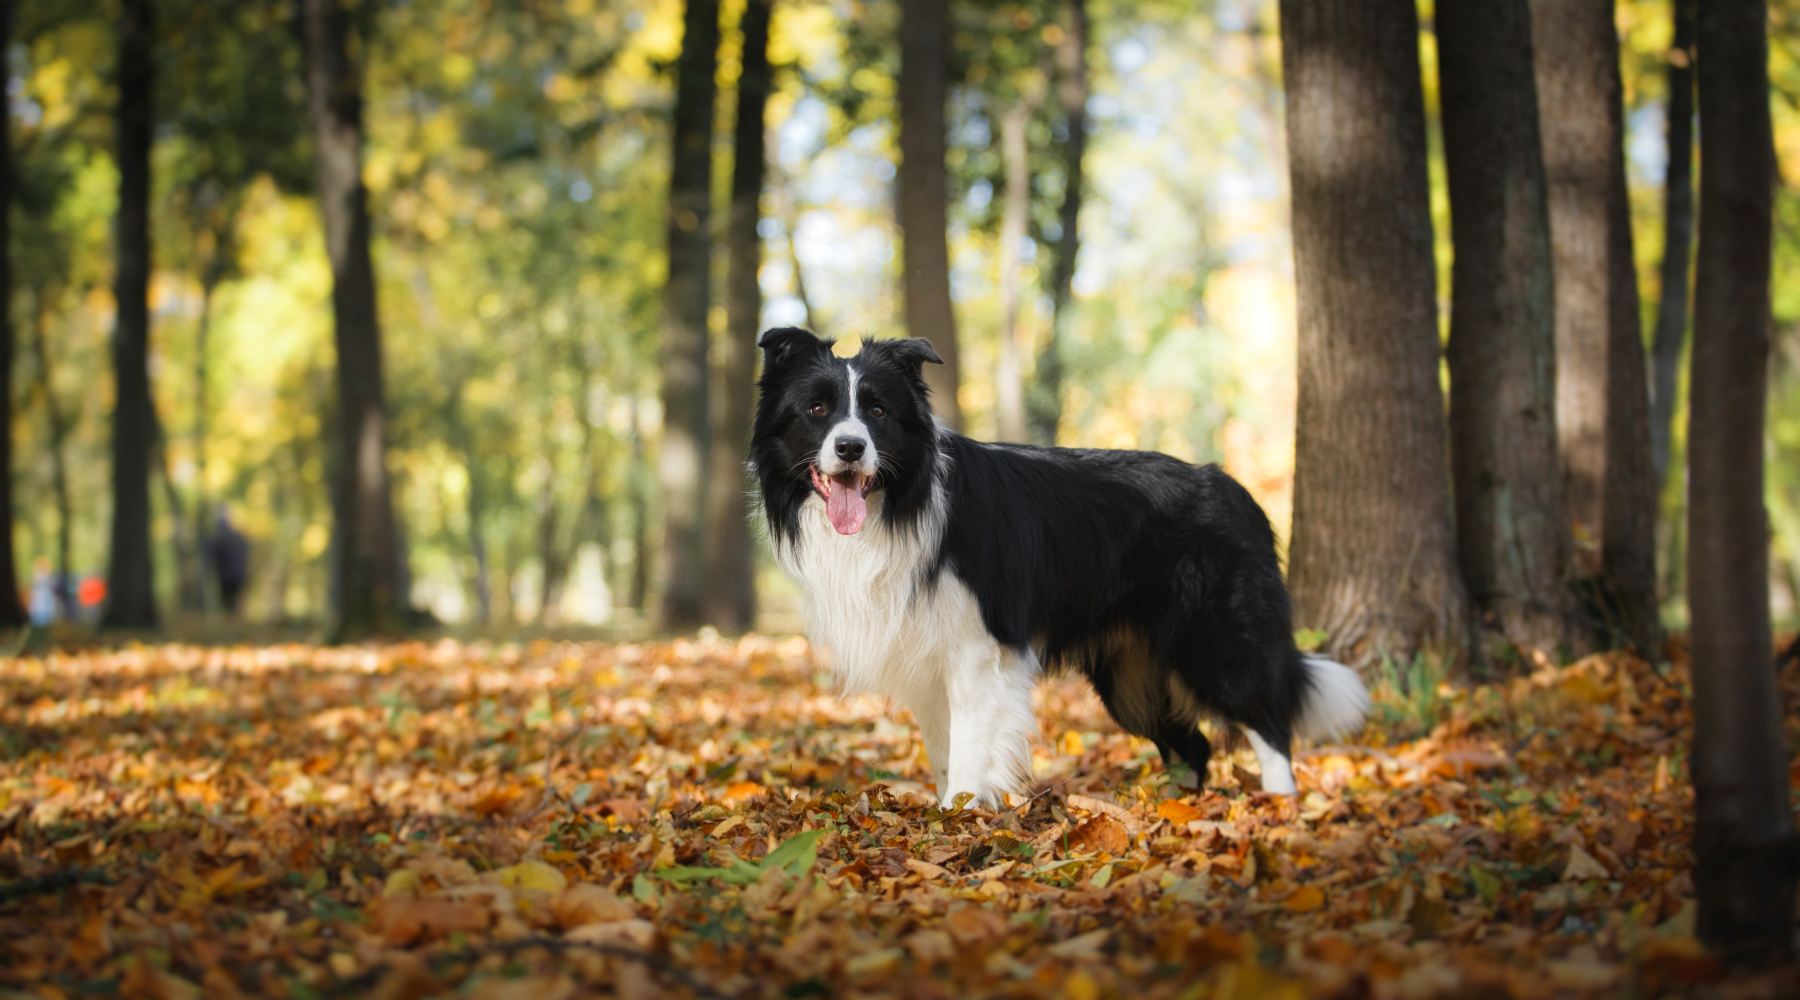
[208,510,250,614]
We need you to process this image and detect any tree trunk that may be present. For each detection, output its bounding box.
[1438,0,1575,659]
[703,0,768,632]
[1688,0,1796,962]
[898,0,962,430]
[771,162,820,335]
[659,0,719,631]
[995,88,1042,444]
[303,0,402,640]
[100,0,158,631]
[1279,0,1468,669]
[1650,0,1696,485]
[1530,0,1660,654]
[30,290,74,619]
[448,388,492,625]
[1030,0,1087,448]
[629,406,650,614]
[0,0,20,627]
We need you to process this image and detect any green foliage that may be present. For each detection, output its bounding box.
[1370,649,1451,740]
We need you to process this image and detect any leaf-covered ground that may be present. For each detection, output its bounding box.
[2,635,1797,999]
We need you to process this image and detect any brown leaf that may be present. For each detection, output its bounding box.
[944,906,1008,946]
[1066,816,1129,856]
[550,882,637,928]
[377,897,492,945]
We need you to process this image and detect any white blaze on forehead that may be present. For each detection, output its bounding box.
[817,364,877,476]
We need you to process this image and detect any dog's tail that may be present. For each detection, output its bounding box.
[1294,654,1371,742]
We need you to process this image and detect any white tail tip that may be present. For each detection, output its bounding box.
[1296,654,1370,741]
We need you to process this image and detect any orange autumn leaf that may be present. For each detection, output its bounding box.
[1066,816,1130,856]
[1282,885,1325,913]
[1157,798,1203,825]
[722,781,765,804]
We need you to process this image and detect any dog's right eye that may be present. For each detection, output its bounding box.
[808,402,828,417]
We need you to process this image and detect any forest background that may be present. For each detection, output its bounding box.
[8,0,1800,641]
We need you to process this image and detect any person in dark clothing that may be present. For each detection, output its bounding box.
[208,509,251,613]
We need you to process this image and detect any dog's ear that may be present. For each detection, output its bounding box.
[865,337,943,371]
[757,327,831,372]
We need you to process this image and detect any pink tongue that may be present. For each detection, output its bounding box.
[826,480,867,535]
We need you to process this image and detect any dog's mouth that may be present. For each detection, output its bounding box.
[810,465,874,535]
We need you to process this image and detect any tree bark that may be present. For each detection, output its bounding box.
[100,0,158,631]
[1030,0,1087,448]
[1279,0,1468,669]
[703,0,768,632]
[302,0,403,639]
[1650,0,1696,485]
[1688,0,1795,962]
[629,404,650,613]
[995,86,1043,444]
[659,0,719,631]
[898,0,962,430]
[1530,0,1660,654]
[30,290,74,620]
[0,0,21,627]
[1438,0,1575,659]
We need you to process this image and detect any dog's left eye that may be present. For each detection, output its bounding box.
[868,405,885,418]
[808,402,828,417]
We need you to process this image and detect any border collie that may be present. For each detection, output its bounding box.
[750,329,1369,807]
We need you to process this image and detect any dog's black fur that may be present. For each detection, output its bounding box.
[752,328,1338,785]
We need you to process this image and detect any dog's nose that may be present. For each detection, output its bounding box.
[835,438,865,462]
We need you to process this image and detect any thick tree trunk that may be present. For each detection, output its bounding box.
[1030,0,1087,448]
[702,0,768,632]
[30,291,74,619]
[0,0,21,627]
[101,0,158,631]
[1688,0,1796,962]
[1279,0,1468,669]
[995,89,1042,444]
[659,0,719,631]
[303,0,403,639]
[1530,0,1660,654]
[1438,0,1575,659]
[898,0,962,430]
[1650,0,1696,485]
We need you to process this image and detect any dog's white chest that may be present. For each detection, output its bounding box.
[773,497,985,697]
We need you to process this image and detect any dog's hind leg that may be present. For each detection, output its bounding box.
[904,678,952,796]
[1238,721,1297,795]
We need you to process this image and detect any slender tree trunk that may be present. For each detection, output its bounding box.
[1688,0,1795,962]
[1651,0,1696,485]
[995,86,1043,445]
[771,162,820,335]
[659,0,720,631]
[1438,0,1575,659]
[101,0,158,630]
[1278,0,1468,669]
[193,243,225,614]
[703,0,768,632]
[153,419,203,614]
[1530,0,1660,654]
[629,402,649,613]
[898,0,962,430]
[0,0,21,627]
[535,476,562,624]
[30,290,74,619]
[1031,0,1087,448]
[303,0,402,639]
[451,397,492,625]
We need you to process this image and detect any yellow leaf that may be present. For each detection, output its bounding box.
[383,869,424,898]
[1157,799,1202,824]
[495,860,569,895]
[1059,730,1085,756]
[1283,884,1325,912]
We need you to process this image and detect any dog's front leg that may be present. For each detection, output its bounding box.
[942,643,1038,809]
[904,680,951,795]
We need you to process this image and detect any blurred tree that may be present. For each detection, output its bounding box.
[899,0,962,430]
[993,67,1045,444]
[1029,0,1088,448]
[0,0,23,626]
[660,0,720,631]
[1650,0,1695,485]
[302,0,402,638]
[100,0,157,630]
[704,0,770,632]
[1688,0,1796,960]
[1279,0,1468,668]
[1438,0,1575,659]
[1530,0,1658,654]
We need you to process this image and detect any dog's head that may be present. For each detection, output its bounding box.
[750,328,944,541]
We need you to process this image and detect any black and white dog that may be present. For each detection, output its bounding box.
[750,328,1368,807]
